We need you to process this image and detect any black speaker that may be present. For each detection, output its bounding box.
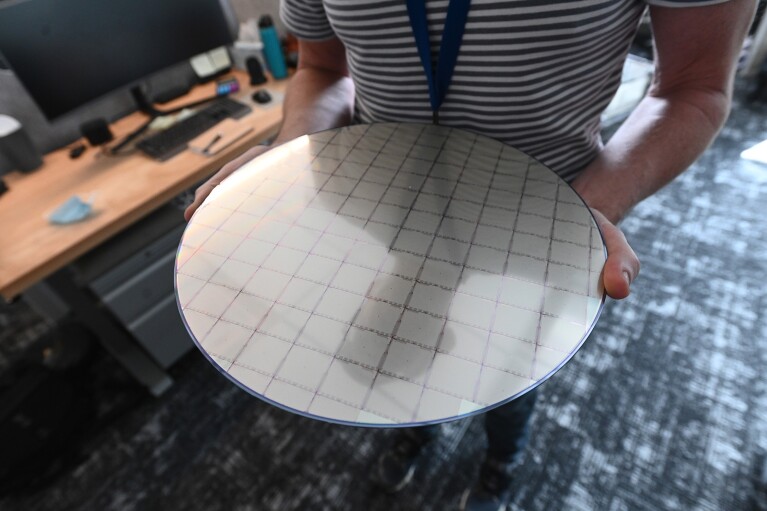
[79,119,113,146]
[0,115,42,173]
[246,57,267,85]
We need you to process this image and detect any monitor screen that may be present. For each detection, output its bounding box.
[0,0,236,120]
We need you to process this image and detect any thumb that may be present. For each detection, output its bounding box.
[184,181,219,221]
[184,144,271,222]
[591,209,640,299]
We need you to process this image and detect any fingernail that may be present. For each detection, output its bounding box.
[622,271,631,286]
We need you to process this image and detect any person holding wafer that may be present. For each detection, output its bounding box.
[184,1,755,509]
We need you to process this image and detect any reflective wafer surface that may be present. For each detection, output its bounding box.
[176,123,606,426]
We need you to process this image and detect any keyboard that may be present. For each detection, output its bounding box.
[137,98,252,161]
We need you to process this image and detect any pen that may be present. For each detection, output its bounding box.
[202,133,222,154]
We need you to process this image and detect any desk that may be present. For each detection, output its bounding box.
[0,70,287,393]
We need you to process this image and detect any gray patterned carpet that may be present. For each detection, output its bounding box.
[1,81,767,511]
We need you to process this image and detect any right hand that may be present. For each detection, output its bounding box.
[184,144,271,221]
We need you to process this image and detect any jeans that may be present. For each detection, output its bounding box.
[406,389,538,465]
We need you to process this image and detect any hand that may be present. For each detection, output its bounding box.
[589,209,640,299]
[184,144,271,221]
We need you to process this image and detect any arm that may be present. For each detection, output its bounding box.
[268,36,355,146]
[572,0,755,298]
[184,37,354,220]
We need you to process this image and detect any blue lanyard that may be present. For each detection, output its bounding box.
[405,0,471,124]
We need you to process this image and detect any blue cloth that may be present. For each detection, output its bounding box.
[49,195,93,224]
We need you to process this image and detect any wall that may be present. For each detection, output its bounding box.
[230,0,283,33]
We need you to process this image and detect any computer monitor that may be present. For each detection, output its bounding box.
[0,0,237,121]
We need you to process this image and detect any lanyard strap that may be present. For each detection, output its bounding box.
[405,0,471,124]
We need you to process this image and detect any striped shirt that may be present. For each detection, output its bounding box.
[281,0,729,181]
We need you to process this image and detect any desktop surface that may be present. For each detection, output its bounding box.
[0,71,287,301]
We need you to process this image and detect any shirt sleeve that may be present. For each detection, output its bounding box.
[644,0,732,7]
[280,0,336,41]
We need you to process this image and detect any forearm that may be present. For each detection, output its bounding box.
[271,66,355,146]
[573,87,730,224]
[573,0,755,225]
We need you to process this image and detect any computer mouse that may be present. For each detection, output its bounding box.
[252,89,272,104]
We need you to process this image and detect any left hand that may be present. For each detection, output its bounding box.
[589,208,640,299]
[184,145,271,222]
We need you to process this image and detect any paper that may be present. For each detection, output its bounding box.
[190,54,216,78]
[190,47,231,78]
[209,47,231,69]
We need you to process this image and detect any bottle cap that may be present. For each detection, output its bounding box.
[258,15,273,29]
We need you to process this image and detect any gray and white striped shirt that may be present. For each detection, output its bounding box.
[281,0,728,181]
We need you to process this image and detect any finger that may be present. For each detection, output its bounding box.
[592,211,640,299]
[184,181,218,221]
[184,146,269,221]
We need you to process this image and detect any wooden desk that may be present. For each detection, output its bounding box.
[0,70,286,395]
[0,70,286,301]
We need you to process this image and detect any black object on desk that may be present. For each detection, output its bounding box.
[0,115,43,173]
[80,119,114,146]
[252,89,272,104]
[136,98,251,161]
[246,57,267,85]
[69,144,86,159]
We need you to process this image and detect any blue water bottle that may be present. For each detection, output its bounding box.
[258,15,287,80]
